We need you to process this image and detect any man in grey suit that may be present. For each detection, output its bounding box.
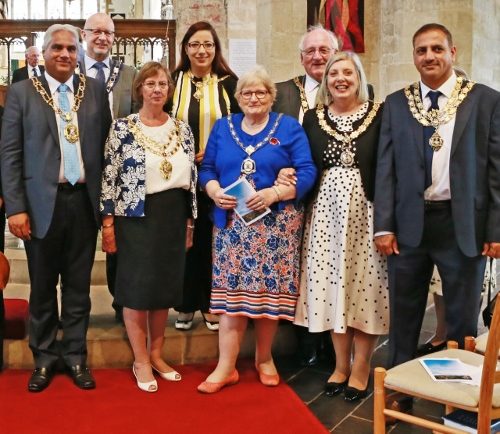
[11,46,45,83]
[80,13,137,322]
[272,26,339,367]
[374,23,500,370]
[1,24,112,392]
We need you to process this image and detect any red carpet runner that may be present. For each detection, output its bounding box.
[0,363,328,434]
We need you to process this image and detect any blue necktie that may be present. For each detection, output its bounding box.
[58,84,80,185]
[423,90,441,189]
[93,62,106,83]
[32,67,39,77]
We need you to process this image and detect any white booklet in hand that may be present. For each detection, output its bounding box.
[419,358,481,385]
[223,177,271,226]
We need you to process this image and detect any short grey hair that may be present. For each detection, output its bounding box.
[298,25,340,52]
[235,65,277,102]
[42,24,80,51]
[316,51,370,106]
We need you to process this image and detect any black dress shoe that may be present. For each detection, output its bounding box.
[416,341,447,356]
[28,367,54,392]
[68,365,96,389]
[325,379,348,397]
[344,385,369,402]
[299,350,319,367]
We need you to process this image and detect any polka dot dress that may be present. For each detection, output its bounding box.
[294,106,389,335]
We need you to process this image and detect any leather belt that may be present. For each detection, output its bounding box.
[58,183,86,192]
[424,199,450,210]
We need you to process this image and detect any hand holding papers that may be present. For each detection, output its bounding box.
[223,177,271,225]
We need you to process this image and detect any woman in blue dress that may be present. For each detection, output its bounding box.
[197,65,317,393]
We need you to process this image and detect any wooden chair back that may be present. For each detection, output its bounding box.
[477,294,500,432]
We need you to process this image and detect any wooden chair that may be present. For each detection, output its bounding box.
[373,299,500,434]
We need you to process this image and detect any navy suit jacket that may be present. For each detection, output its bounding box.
[374,81,500,257]
[0,74,112,238]
[11,65,45,84]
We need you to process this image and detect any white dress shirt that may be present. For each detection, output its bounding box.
[84,54,114,118]
[44,71,86,183]
[29,66,41,78]
[420,72,457,201]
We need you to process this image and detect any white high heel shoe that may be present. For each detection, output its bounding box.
[132,364,158,393]
[152,364,182,381]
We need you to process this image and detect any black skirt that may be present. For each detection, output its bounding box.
[114,189,189,310]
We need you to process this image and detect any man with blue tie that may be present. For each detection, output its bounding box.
[11,46,45,83]
[80,13,137,323]
[0,24,111,392]
[374,23,500,374]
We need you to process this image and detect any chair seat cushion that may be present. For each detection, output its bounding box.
[4,298,29,339]
[385,349,500,408]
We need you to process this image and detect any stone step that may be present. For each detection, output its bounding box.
[2,249,297,369]
[5,248,108,286]
[4,312,297,369]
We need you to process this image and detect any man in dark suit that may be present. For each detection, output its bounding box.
[272,26,339,367]
[11,46,44,83]
[80,13,137,323]
[374,23,500,369]
[273,25,339,123]
[0,24,112,392]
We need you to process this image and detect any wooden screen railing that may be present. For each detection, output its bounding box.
[0,18,176,84]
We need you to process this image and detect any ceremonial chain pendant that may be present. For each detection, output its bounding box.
[429,129,444,151]
[160,159,173,180]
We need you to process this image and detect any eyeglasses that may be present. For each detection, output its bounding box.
[84,28,115,38]
[187,42,215,51]
[301,47,333,58]
[143,81,169,90]
[240,90,268,100]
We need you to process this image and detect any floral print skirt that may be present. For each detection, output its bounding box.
[209,204,304,321]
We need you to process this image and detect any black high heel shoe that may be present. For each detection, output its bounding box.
[344,385,368,402]
[324,379,348,397]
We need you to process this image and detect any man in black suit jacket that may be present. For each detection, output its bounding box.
[374,23,500,368]
[273,25,339,122]
[11,46,44,83]
[1,24,111,392]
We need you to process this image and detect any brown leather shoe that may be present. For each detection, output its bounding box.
[384,392,413,425]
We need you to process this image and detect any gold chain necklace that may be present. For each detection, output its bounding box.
[293,76,311,115]
[187,70,228,101]
[128,116,181,180]
[317,102,381,167]
[404,77,475,151]
[31,74,86,144]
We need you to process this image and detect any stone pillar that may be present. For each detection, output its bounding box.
[471,0,500,87]
[369,0,498,99]
[256,0,306,82]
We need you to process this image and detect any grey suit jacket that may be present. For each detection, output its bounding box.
[0,75,112,238]
[11,65,45,84]
[79,59,137,118]
[374,81,500,257]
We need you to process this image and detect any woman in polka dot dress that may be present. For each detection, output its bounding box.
[292,52,389,402]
